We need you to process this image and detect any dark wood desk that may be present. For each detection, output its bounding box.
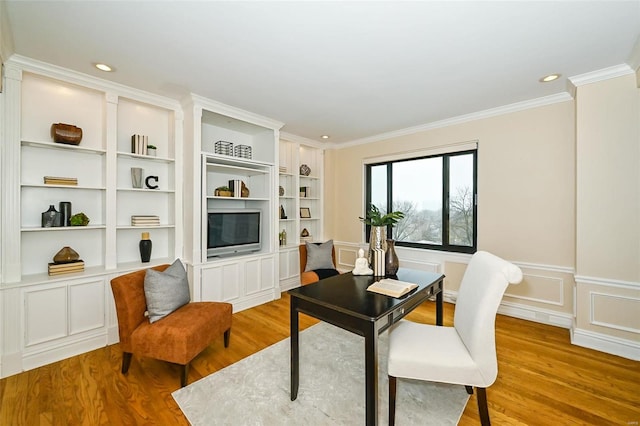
[289,269,444,426]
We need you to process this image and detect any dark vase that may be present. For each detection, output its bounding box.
[59,201,72,226]
[385,239,399,276]
[139,232,152,263]
[41,204,60,227]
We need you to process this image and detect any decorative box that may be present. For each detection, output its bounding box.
[234,144,252,159]
[214,140,234,156]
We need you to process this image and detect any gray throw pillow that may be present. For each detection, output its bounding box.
[305,240,335,271]
[144,259,191,323]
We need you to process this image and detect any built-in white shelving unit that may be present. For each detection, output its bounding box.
[278,138,324,290]
[0,57,182,378]
[182,95,283,313]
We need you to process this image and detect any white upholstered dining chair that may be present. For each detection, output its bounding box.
[387,251,523,426]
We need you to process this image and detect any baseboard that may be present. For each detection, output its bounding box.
[498,300,573,329]
[232,291,277,313]
[443,290,573,329]
[572,327,640,361]
[22,334,108,373]
[0,351,23,379]
[107,325,120,345]
[279,276,301,292]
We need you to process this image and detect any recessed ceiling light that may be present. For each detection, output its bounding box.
[540,73,561,83]
[95,63,113,72]
[321,135,330,139]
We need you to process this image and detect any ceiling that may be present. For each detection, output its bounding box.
[4,1,640,145]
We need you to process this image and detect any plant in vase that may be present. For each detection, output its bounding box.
[359,204,405,276]
[214,186,232,197]
[147,144,157,156]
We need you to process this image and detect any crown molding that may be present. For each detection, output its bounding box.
[568,64,634,87]
[279,131,325,148]
[190,93,284,131]
[336,92,572,149]
[7,54,181,111]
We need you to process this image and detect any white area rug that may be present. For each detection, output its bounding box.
[173,322,469,425]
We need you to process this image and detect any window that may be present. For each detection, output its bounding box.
[365,149,477,254]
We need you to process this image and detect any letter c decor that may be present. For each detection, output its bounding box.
[145,175,159,189]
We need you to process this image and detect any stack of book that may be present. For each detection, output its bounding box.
[131,134,149,155]
[300,235,313,242]
[279,166,287,173]
[44,176,77,186]
[131,215,160,226]
[48,260,84,276]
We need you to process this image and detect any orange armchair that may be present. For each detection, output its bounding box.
[110,264,232,387]
[299,243,339,285]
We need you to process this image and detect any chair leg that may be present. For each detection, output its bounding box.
[181,363,190,388]
[465,385,474,395]
[388,375,397,426]
[121,352,132,374]
[476,387,490,426]
[224,328,231,348]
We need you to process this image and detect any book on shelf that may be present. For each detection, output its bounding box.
[131,215,160,226]
[48,260,85,276]
[131,134,148,155]
[228,179,242,198]
[367,278,418,298]
[300,236,313,242]
[44,176,77,186]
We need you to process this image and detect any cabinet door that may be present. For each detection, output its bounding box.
[279,247,300,280]
[23,278,105,347]
[201,263,242,303]
[244,255,275,295]
[24,284,68,346]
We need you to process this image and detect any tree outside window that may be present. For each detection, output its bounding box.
[365,150,477,254]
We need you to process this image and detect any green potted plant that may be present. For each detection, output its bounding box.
[147,144,157,156]
[359,204,405,275]
[359,204,405,227]
[70,212,90,226]
[214,185,232,197]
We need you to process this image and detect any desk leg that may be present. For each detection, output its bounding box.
[436,287,443,326]
[364,325,378,426]
[290,299,299,401]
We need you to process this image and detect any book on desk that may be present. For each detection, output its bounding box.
[367,278,418,298]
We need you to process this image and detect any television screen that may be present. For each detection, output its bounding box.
[207,210,261,256]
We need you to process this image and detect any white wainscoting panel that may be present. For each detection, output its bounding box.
[336,246,359,271]
[505,273,564,306]
[279,247,299,281]
[260,256,275,292]
[24,284,67,347]
[244,258,261,295]
[69,279,105,335]
[590,292,640,334]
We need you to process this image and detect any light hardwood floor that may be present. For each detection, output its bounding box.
[1,293,639,425]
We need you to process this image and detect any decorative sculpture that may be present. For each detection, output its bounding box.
[352,248,373,276]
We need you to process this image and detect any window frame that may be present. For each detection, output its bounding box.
[364,148,478,254]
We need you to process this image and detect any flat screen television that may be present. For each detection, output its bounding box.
[207,209,261,257]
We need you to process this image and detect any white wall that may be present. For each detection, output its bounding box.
[325,77,640,359]
[572,73,640,358]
